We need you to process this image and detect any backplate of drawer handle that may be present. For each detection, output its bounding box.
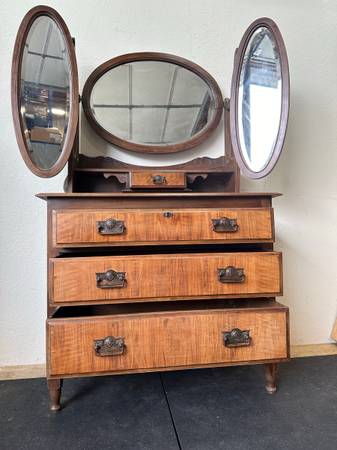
[97,218,125,235]
[217,266,245,283]
[96,269,126,288]
[94,336,126,356]
[223,328,251,347]
[212,217,239,232]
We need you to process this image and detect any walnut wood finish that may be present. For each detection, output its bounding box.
[52,207,274,247]
[74,155,238,192]
[47,301,288,377]
[39,192,278,212]
[265,362,278,394]
[44,193,278,315]
[130,172,186,189]
[47,378,63,411]
[82,52,223,154]
[39,192,281,199]
[39,191,287,406]
[11,5,79,178]
[50,252,282,304]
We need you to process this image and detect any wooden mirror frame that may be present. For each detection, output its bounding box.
[230,17,290,179]
[82,52,224,154]
[11,5,79,178]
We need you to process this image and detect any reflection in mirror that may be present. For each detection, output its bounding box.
[20,16,71,170]
[238,27,282,172]
[90,61,216,146]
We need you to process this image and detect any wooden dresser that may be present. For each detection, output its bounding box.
[11,7,290,410]
[38,192,289,410]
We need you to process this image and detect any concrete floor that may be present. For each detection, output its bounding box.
[1,356,336,450]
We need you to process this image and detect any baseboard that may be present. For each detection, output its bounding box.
[1,344,336,380]
[0,364,45,380]
[290,343,337,358]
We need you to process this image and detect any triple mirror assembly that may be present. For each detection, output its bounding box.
[11,5,290,190]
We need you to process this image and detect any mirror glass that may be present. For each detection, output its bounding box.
[90,61,216,147]
[20,16,71,170]
[238,27,282,172]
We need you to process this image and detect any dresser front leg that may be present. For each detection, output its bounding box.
[264,363,278,394]
[47,378,63,411]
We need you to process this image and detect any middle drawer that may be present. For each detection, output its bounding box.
[50,252,282,304]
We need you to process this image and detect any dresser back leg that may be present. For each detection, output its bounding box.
[264,363,278,394]
[47,378,63,411]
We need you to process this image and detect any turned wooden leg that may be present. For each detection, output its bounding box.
[47,378,63,411]
[265,363,278,394]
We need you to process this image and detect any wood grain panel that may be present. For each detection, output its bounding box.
[53,208,273,246]
[47,307,288,376]
[50,252,282,303]
[130,172,186,188]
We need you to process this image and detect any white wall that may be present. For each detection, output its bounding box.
[0,0,336,366]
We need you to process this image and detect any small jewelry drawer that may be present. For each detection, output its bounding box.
[49,251,282,304]
[130,171,186,189]
[47,300,289,377]
[52,207,274,247]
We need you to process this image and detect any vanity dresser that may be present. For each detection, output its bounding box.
[11,6,290,410]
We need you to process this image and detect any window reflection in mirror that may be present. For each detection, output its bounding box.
[20,16,71,170]
[238,27,282,172]
[90,61,215,146]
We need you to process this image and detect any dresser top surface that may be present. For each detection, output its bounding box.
[37,192,281,200]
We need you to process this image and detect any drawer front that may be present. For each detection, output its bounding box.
[130,172,186,188]
[53,208,273,246]
[50,252,282,303]
[48,307,288,376]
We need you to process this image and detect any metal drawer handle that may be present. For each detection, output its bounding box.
[223,328,251,348]
[217,266,245,283]
[212,217,238,232]
[97,218,125,235]
[94,336,126,356]
[152,175,166,185]
[96,269,126,288]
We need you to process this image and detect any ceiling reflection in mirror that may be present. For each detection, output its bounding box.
[238,27,282,172]
[20,16,71,170]
[90,61,216,146]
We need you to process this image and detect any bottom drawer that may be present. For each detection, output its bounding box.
[47,300,289,377]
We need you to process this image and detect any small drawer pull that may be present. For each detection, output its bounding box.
[94,336,126,356]
[96,269,126,288]
[212,217,238,233]
[97,218,125,235]
[217,266,245,283]
[152,175,167,185]
[223,328,251,348]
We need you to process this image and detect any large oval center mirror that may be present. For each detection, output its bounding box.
[82,54,223,154]
[230,19,289,178]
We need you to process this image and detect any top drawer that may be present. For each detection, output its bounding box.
[130,172,186,189]
[52,207,273,247]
